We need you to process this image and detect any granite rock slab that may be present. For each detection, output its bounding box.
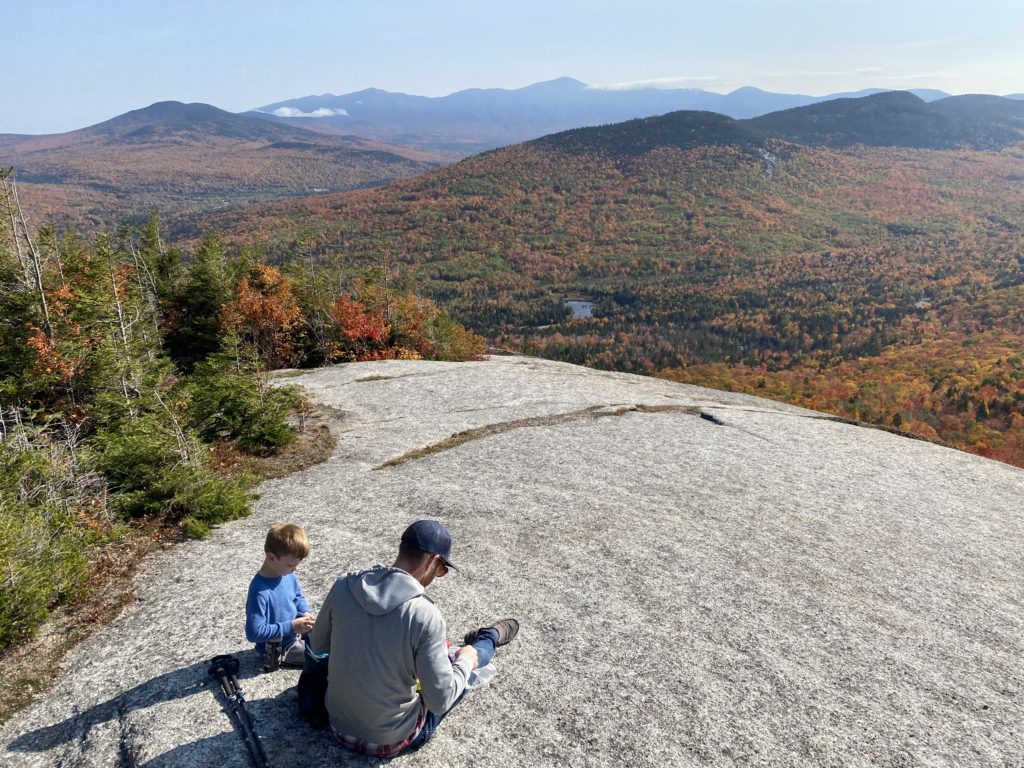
[2,355,1022,767]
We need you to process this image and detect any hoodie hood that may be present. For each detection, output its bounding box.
[347,565,426,616]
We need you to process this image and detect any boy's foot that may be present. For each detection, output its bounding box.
[463,618,520,647]
[263,640,282,672]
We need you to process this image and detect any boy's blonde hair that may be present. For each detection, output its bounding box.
[265,523,309,559]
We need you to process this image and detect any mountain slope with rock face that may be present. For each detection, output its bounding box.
[1,355,1021,766]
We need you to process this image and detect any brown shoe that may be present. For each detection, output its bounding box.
[463,618,519,647]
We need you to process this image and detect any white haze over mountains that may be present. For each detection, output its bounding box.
[589,76,723,90]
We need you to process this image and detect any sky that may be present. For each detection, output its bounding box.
[3,0,1022,135]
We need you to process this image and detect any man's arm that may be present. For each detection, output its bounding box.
[307,580,335,655]
[413,609,474,715]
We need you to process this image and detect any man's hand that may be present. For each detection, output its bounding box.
[455,644,479,671]
[293,613,316,634]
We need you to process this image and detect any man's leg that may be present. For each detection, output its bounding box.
[467,627,499,668]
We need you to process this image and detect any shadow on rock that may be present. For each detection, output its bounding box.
[137,729,386,768]
[8,654,264,754]
[253,686,389,767]
[10,652,388,767]
[143,687,395,768]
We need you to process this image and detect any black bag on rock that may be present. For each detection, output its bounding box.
[297,649,329,729]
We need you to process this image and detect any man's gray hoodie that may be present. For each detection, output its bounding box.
[308,565,473,745]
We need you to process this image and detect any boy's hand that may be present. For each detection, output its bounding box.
[293,614,316,634]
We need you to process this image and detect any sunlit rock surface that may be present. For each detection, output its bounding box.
[3,355,1022,766]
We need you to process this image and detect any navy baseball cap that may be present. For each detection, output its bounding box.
[401,520,459,571]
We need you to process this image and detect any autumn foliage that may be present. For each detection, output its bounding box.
[331,292,390,354]
[221,263,302,368]
[195,135,1024,467]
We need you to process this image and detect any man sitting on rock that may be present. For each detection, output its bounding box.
[307,519,519,757]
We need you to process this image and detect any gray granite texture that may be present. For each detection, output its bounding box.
[2,355,1022,767]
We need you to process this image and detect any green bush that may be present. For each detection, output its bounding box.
[431,310,487,361]
[93,414,255,528]
[0,438,93,650]
[167,465,255,538]
[188,360,301,453]
[93,414,184,518]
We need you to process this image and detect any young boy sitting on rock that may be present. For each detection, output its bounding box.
[246,523,316,670]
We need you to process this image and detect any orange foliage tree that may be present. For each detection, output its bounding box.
[221,264,302,368]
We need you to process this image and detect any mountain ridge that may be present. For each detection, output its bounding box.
[0,101,445,229]
[539,91,1024,155]
[5,86,1020,232]
[245,78,974,155]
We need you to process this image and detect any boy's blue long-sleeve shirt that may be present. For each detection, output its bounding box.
[245,572,311,654]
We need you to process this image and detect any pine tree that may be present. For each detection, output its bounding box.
[162,235,233,372]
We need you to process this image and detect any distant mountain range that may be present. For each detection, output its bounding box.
[538,91,1024,155]
[3,86,1022,232]
[247,77,1019,156]
[0,102,443,229]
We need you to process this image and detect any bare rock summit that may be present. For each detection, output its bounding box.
[2,355,1022,766]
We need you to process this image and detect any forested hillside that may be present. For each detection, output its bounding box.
[0,102,443,232]
[0,172,482,651]
[194,97,1024,466]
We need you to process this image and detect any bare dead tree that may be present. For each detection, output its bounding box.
[1,406,110,522]
[374,229,393,325]
[300,237,338,363]
[106,254,143,415]
[0,169,52,339]
[151,388,193,466]
[126,236,162,360]
[0,169,30,284]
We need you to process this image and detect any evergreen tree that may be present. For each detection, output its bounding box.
[162,235,233,372]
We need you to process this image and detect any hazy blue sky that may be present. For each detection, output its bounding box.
[3,0,1022,134]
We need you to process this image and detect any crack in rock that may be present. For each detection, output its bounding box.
[699,411,727,426]
[353,371,447,384]
[374,403,715,469]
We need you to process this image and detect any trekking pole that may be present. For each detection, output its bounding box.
[208,654,270,768]
[227,666,270,767]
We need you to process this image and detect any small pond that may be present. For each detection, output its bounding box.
[565,300,594,319]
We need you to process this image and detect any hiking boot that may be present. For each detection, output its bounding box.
[263,640,282,672]
[463,618,519,647]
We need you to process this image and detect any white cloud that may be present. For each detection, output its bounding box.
[266,106,349,118]
[589,76,720,91]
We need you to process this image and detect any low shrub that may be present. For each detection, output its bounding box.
[92,414,255,529]
[187,359,302,454]
[0,430,99,650]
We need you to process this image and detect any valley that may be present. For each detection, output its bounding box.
[190,94,1024,465]
[5,90,1024,466]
